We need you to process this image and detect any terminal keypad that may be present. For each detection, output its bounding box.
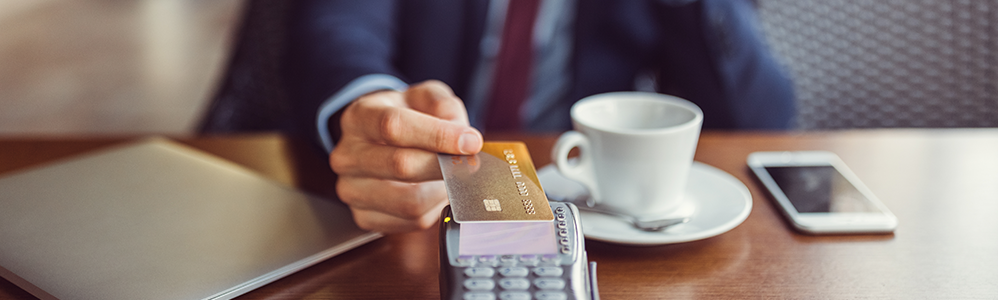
[454,207,576,300]
[457,262,569,300]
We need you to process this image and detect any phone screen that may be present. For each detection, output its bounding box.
[765,166,881,213]
[458,221,557,255]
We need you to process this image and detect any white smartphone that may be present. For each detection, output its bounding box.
[747,151,897,234]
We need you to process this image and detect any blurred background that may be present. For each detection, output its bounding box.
[760,0,998,129]
[0,0,241,135]
[1,0,996,136]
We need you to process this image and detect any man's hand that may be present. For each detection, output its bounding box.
[330,80,483,232]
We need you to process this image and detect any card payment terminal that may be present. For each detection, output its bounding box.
[439,202,599,300]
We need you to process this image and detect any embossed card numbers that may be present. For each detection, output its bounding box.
[438,142,554,223]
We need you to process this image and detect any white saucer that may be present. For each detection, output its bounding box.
[537,162,752,245]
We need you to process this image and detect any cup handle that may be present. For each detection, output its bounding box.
[552,131,600,206]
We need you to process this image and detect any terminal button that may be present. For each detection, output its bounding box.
[463,292,496,300]
[464,278,496,291]
[534,278,566,290]
[533,266,564,277]
[464,267,496,278]
[498,278,531,290]
[456,255,475,266]
[540,254,559,263]
[535,291,568,300]
[499,291,531,300]
[498,266,530,277]
[500,254,516,265]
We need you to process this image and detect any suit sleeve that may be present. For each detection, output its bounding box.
[286,0,407,148]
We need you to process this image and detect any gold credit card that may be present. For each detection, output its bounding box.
[438,141,554,223]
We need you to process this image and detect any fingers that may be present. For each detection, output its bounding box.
[349,201,449,233]
[337,178,449,232]
[337,177,447,219]
[344,100,482,155]
[331,80,479,233]
[330,139,443,181]
[335,80,483,182]
[341,83,482,156]
[404,80,470,125]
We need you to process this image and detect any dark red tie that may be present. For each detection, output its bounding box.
[485,0,540,131]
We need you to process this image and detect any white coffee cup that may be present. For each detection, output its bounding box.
[552,92,703,220]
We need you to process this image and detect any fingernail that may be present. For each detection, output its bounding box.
[459,131,481,154]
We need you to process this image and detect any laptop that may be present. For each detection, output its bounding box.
[0,138,381,300]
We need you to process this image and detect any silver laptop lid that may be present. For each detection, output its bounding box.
[0,138,381,300]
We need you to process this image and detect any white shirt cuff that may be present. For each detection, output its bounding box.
[316,74,409,153]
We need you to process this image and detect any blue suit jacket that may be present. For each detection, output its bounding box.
[285,0,795,140]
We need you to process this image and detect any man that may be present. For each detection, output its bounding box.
[285,0,795,232]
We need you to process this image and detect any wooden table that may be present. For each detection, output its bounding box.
[1,129,997,299]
